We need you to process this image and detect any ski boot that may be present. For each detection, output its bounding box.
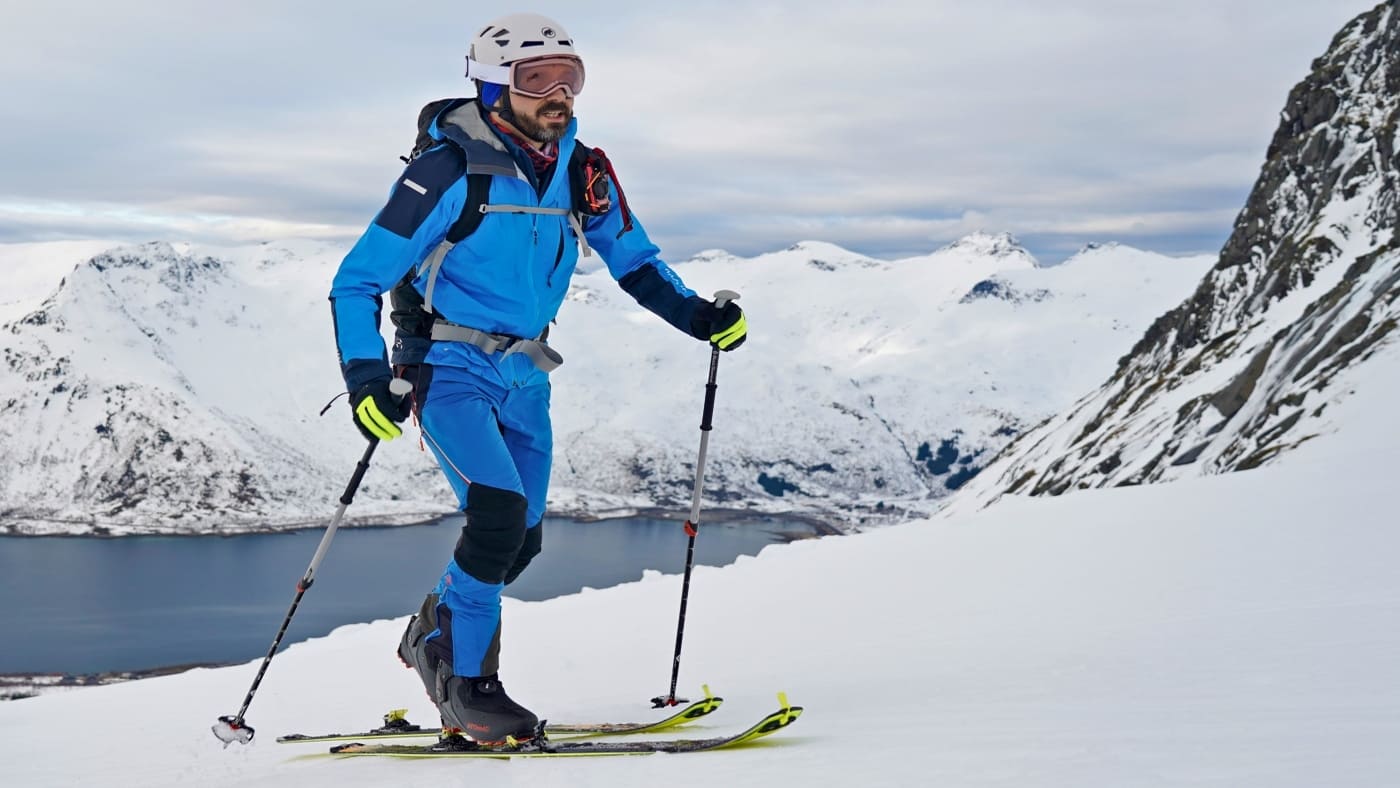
[436,674,539,743]
[397,595,443,703]
[399,595,537,742]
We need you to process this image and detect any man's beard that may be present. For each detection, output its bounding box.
[513,101,572,143]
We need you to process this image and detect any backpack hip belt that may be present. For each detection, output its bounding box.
[429,319,564,373]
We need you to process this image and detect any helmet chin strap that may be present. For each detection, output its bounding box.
[492,92,553,145]
[495,92,521,128]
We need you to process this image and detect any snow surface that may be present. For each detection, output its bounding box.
[3,357,1397,785]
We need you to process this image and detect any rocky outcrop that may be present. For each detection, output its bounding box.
[952,1,1400,504]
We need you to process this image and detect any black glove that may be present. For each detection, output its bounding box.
[349,378,411,442]
[689,299,747,351]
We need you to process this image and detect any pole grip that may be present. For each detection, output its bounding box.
[336,378,410,507]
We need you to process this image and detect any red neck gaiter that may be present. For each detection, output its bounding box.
[490,117,559,178]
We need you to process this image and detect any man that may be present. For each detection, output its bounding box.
[328,12,747,743]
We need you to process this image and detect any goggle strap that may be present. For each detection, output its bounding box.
[465,57,511,85]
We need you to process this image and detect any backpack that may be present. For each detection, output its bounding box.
[388,99,633,343]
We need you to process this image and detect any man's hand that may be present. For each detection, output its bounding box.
[690,298,747,351]
[350,378,411,441]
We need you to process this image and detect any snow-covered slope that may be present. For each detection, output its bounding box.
[0,241,124,323]
[949,2,1400,510]
[0,233,1211,534]
[1,343,1396,786]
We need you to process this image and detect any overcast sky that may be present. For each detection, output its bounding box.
[0,1,1375,263]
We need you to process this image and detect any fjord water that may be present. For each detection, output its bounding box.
[0,516,819,675]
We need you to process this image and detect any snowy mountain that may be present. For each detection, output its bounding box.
[0,234,1210,535]
[949,1,1400,510]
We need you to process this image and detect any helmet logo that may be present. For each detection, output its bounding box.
[541,27,557,38]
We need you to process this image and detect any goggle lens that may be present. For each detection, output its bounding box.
[511,56,585,98]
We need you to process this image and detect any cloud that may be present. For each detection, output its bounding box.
[0,199,359,245]
[0,0,1374,262]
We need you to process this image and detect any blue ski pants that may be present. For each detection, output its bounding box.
[413,363,550,678]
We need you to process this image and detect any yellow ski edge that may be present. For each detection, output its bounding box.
[331,743,651,759]
[528,693,725,735]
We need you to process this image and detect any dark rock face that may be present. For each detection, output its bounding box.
[958,2,1400,503]
[959,278,1053,304]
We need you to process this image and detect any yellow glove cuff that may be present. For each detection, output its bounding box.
[355,397,403,441]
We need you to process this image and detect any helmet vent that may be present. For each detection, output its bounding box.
[469,14,577,68]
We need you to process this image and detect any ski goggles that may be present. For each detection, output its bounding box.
[467,55,586,99]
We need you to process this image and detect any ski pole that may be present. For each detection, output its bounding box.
[212,377,411,746]
[651,290,739,708]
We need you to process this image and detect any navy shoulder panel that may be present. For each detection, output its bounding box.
[458,139,519,177]
[374,144,466,239]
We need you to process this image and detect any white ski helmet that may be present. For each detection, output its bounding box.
[466,13,579,85]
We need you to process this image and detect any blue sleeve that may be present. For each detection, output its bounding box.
[582,200,703,337]
[329,146,466,390]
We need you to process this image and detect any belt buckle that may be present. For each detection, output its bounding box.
[492,334,520,355]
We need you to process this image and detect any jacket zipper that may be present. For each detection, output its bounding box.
[547,230,566,287]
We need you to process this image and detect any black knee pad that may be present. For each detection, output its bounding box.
[503,520,543,586]
[453,484,528,585]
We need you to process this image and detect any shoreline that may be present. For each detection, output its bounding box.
[1,662,230,701]
[0,506,852,539]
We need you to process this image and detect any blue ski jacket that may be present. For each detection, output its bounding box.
[330,99,702,391]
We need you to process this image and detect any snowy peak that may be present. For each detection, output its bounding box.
[749,240,886,272]
[1060,242,1122,265]
[681,248,740,266]
[948,2,1400,507]
[934,232,1039,269]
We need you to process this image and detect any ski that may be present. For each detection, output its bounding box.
[326,694,801,759]
[278,686,723,744]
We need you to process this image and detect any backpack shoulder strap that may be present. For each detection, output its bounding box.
[401,98,491,245]
[391,101,502,338]
[445,171,491,243]
[403,98,467,163]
